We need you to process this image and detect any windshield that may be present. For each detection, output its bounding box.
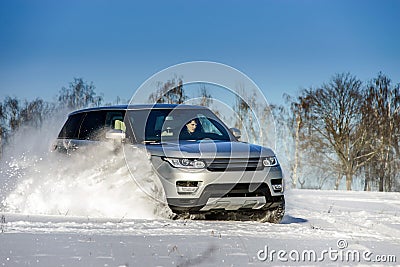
[126,108,232,142]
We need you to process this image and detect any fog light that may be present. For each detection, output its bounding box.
[272,184,282,192]
[177,187,198,193]
[176,181,200,194]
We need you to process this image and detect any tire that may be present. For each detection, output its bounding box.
[257,197,285,223]
[202,197,285,223]
[174,197,286,223]
[232,196,285,223]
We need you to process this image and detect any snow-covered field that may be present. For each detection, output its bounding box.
[0,125,399,266]
[1,189,399,266]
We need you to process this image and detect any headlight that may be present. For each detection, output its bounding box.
[262,156,278,167]
[164,158,206,169]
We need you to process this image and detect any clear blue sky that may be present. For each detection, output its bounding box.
[1,0,399,105]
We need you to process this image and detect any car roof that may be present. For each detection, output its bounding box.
[68,104,209,116]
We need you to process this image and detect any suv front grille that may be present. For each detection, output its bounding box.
[206,158,264,172]
[199,183,271,199]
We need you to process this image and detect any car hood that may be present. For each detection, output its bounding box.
[143,140,275,159]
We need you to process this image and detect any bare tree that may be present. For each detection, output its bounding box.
[149,76,187,104]
[20,98,45,128]
[232,86,263,144]
[361,73,400,191]
[58,78,103,109]
[295,73,373,190]
[270,101,300,188]
[3,97,21,132]
[284,95,306,189]
[198,84,213,107]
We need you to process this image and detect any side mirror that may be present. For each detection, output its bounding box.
[106,129,126,140]
[230,128,241,140]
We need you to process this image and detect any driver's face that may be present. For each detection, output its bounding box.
[186,120,197,133]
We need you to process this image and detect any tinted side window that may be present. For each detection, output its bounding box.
[58,113,84,139]
[105,111,125,129]
[79,111,108,140]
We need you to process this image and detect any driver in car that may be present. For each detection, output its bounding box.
[180,119,201,140]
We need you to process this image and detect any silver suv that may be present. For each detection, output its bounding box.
[54,104,285,223]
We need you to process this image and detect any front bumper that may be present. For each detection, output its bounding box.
[150,156,284,213]
[167,183,284,213]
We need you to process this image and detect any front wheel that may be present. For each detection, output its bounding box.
[256,198,285,223]
[203,197,285,223]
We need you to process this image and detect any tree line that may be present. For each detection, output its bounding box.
[1,73,399,192]
[0,78,104,157]
[150,73,400,192]
[283,72,400,192]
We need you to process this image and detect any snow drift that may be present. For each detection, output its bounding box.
[0,113,173,220]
